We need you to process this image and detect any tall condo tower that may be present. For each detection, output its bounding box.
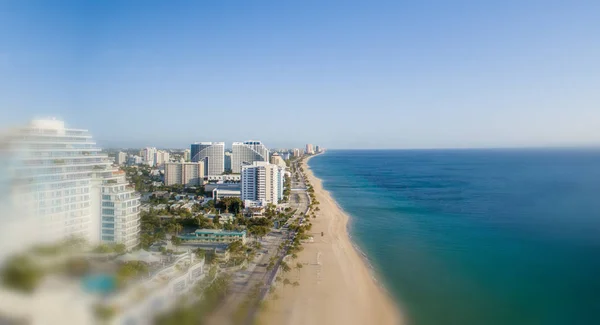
[191,142,225,176]
[232,140,269,173]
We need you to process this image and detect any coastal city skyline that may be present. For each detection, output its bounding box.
[0,117,327,324]
[1,2,599,325]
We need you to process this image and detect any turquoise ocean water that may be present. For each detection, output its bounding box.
[308,149,600,325]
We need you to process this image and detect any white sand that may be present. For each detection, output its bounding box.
[258,156,403,325]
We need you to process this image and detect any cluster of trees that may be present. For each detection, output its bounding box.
[123,165,154,192]
[0,255,43,293]
[140,204,264,249]
[92,243,127,254]
[116,261,149,288]
[281,175,291,203]
[215,197,244,214]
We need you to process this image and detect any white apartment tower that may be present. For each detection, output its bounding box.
[116,151,127,165]
[232,140,269,174]
[2,119,140,251]
[141,147,157,166]
[164,162,204,187]
[241,161,284,204]
[293,148,302,157]
[191,142,224,176]
[154,150,170,166]
[183,149,191,162]
[93,167,141,249]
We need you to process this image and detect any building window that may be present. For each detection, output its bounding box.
[102,208,114,215]
[102,223,114,228]
[102,217,114,222]
[102,201,114,207]
[102,229,114,235]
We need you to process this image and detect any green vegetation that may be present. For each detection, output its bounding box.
[93,304,116,322]
[0,255,43,293]
[215,197,244,214]
[116,261,149,288]
[91,243,127,254]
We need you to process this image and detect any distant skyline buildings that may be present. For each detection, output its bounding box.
[116,151,127,165]
[140,147,157,166]
[154,150,170,166]
[270,152,287,169]
[191,142,225,176]
[164,162,204,187]
[305,144,314,155]
[224,151,232,172]
[232,141,269,174]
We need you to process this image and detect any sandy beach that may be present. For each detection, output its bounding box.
[257,155,403,325]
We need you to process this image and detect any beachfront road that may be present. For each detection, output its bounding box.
[207,162,309,325]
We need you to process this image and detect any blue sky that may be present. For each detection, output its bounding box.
[1,0,599,149]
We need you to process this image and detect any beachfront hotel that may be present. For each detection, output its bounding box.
[241,161,285,204]
[1,119,141,253]
[179,229,247,244]
[190,142,225,176]
[231,140,269,173]
[164,161,205,187]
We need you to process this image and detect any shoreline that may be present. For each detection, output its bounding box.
[305,153,401,310]
[257,153,402,325]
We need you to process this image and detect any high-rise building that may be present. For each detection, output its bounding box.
[154,150,170,166]
[141,147,157,166]
[305,144,314,155]
[116,151,127,165]
[127,155,143,165]
[232,140,269,173]
[2,119,140,252]
[293,148,301,157]
[164,162,204,187]
[191,142,224,176]
[315,145,321,153]
[241,161,284,204]
[224,151,232,172]
[270,152,287,169]
[93,167,141,249]
[183,149,191,162]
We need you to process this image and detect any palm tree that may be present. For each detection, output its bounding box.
[173,223,183,235]
[295,262,303,277]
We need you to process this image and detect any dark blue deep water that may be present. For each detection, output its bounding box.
[309,149,600,325]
